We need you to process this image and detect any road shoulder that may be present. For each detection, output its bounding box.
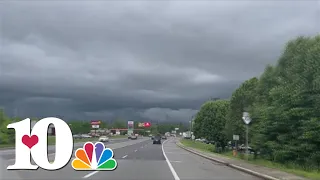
[176,141,308,180]
[163,138,259,180]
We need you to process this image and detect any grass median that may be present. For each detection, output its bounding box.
[0,135,128,149]
[180,139,320,180]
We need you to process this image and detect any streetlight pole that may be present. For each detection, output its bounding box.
[245,124,249,157]
[242,112,251,161]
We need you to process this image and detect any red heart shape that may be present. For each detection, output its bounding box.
[22,135,39,149]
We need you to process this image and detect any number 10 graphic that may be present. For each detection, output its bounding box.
[7,118,73,170]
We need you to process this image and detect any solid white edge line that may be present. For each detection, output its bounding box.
[83,171,98,178]
[162,139,181,180]
[122,155,128,158]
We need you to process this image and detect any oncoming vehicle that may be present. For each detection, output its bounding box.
[98,136,109,142]
[153,135,161,144]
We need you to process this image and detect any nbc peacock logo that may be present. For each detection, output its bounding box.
[71,142,117,170]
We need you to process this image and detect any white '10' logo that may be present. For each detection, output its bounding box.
[7,117,73,170]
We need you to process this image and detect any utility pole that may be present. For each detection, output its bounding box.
[190,115,193,131]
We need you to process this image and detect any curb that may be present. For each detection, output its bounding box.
[176,142,279,180]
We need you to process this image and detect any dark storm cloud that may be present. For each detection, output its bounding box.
[0,1,319,121]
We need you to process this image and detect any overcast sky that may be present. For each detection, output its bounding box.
[0,1,319,122]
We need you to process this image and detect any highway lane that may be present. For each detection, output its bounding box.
[83,137,261,180]
[89,138,173,180]
[1,137,262,180]
[0,138,130,160]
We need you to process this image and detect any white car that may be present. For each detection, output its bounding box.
[99,136,109,142]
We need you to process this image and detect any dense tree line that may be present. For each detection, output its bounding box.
[0,110,186,144]
[193,35,320,170]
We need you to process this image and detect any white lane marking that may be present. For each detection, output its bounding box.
[134,149,138,152]
[170,161,182,163]
[122,155,128,158]
[162,139,181,180]
[83,171,98,178]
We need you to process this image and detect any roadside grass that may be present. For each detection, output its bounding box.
[0,135,127,149]
[0,144,14,148]
[180,139,320,180]
[180,139,215,152]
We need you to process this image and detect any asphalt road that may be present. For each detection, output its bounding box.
[1,137,261,180]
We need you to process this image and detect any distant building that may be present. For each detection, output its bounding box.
[31,120,55,136]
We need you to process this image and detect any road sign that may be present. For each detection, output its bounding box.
[233,135,239,141]
[175,128,179,131]
[92,125,99,129]
[242,112,251,125]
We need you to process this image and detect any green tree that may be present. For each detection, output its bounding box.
[157,123,175,134]
[194,35,320,170]
[69,121,91,134]
[193,111,204,139]
[0,109,14,144]
[246,35,320,169]
[112,118,126,129]
[193,100,230,151]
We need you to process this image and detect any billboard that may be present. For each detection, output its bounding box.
[91,120,101,125]
[138,122,151,127]
[144,122,151,127]
[91,121,101,129]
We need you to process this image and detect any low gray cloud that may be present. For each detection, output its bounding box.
[0,1,319,122]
